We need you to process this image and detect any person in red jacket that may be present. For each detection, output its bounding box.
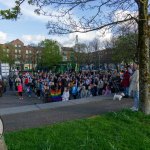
[121,68,130,98]
[18,82,23,99]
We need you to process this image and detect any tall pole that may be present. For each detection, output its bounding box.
[75,35,79,72]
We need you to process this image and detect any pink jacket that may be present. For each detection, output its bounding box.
[18,85,23,92]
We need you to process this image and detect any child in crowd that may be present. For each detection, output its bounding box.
[71,83,78,99]
[43,83,50,102]
[102,84,111,96]
[62,87,70,101]
[80,85,87,98]
[18,82,23,99]
[27,85,32,97]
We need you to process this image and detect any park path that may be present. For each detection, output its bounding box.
[1,96,132,132]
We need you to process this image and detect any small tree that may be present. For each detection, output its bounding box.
[112,33,138,64]
[0,45,8,63]
[5,44,15,70]
[39,39,62,69]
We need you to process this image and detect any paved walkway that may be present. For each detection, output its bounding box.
[0,90,43,109]
[1,96,133,132]
[0,138,7,150]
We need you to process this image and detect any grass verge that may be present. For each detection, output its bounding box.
[4,109,150,150]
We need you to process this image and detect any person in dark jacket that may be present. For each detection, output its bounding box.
[121,69,130,98]
[0,80,4,97]
[9,77,14,90]
[91,84,97,96]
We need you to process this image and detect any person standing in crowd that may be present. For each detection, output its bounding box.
[3,78,7,93]
[91,83,97,96]
[0,80,4,97]
[128,65,133,75]
[62,87,70,101]
[9,77,13,90]
[129,63,139,111]
[121,68,130,98]
[26,85,32,97]
[24,76,29,90]
[43,83,50,102]
[18,82,23,100]
[102,83,111,96]
[15,76,21,91]
[36,81,41,99]
[71,83,78,99]
[98,79,104,95]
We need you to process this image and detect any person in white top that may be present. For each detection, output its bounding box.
[62,87,70,101]
[129,63,139,111]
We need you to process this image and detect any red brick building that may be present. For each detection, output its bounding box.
[0,39,114,71]
[0,39,42,70]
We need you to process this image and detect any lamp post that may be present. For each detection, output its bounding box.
[75,35,79,72]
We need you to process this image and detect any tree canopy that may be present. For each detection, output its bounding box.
[39,39,62,68]
[0,45,8,63]
[112,33,138,64]
[0,44,15,69]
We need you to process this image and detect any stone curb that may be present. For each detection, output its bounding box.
[0,96,113,116]
[0,137,7,150]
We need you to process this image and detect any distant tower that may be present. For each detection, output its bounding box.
[75,35,78,52]
[75,35,78,45]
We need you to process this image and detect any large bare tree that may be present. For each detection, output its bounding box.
[0,0,149,114]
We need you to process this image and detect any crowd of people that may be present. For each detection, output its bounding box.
[0,63,139,110]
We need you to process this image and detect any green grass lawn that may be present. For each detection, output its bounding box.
[4,110,150,150]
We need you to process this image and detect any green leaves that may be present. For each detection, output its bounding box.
[112,33,138,64]
[0,44,15,65]
[0,0,23,20]
[39,39,62,68]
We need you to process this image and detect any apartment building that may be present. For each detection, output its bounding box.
[61,47,74,62]
[0,39,42,70]
[0,39,73,70]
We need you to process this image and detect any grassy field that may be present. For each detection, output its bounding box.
[4,110,150,150]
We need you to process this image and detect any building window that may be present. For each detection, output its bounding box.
[18,50,21,54]
[7,54,9,57]
[26,50,29,54]
[18,45,21,47]
[7,49,9,53]
[15,49,18,53]
[15,55,18,59]
[29,50,32,54]
[26,55,29,59]
[15,45,17,47]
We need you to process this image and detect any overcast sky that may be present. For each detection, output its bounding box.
[0,0,137,47]
[0,0,115,47]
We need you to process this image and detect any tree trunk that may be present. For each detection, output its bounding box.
[138,0,150,114]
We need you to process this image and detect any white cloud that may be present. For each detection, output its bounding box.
[0,0,112,47]
[114,10,137,21]
[52,25,113,48]
[114,10,138,28]
[21,34,46,44]
[0,0,73,23]
[0,1,134,49]
[0,0,15,8]
[20,28,112,48]
[0,31,7,43]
